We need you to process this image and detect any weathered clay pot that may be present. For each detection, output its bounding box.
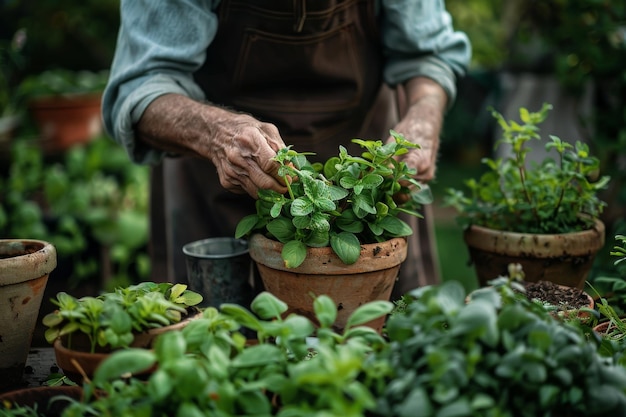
[0,239,56,391]
[248,234,407,333]
[53,338,110,384]
[464,219,605,289]
[29,93,102,151]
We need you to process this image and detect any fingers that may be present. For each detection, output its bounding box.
[402,148,437,182]
[210,117,289,198]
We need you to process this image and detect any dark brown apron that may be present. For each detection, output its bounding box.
[149,0,441,300]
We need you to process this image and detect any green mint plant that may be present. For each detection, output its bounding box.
[235,131,433,267]
[445,103,610,234]
[42,282,202,353]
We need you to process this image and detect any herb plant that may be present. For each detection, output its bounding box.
[235,131,432,268]
[445,103,610,234]
[371,279,626,417]
[42,282,203,353]
[60,291,392,417]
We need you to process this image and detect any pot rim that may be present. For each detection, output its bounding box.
[464,218,605,257]
[182,237,249,259]
[248,234,408,274]
[0,239,57,286]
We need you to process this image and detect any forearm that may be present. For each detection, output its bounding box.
[135,93,288,197]
[403,77,447,131]
[392,77,448,182]
[136,93,232,159]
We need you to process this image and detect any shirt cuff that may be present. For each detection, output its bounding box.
[384,57,458,110]
[114,74,206,164]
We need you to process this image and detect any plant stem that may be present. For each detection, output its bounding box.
[516,147,539,224]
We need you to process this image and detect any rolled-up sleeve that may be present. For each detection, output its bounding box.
[102,0,219,164]
[380,0,472,107]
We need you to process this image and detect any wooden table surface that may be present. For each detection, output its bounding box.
[1,347,60,394]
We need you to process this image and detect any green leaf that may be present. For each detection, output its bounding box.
[267,218,295,242]
[292,214,311,230]
[336,209,364,233]
[304,230,329,247]
[237,390,272,415]
[339,175,359,189]
[379,216,413,236]
[148,368,174,401]
[330,232,361,265]
[93,349,156,383]
[176,402,205,417]
[327,185,349,201]
[437,398,472,417]
[282,240,307,268]
[361,173,384,188]
[397,388,432,417]
[314,295,338,328]
[291,197,314,216]
[219,304,261,330]
[154,331,186,361]
[250,291,288,319]
[315,198,336,212]
[345,300,393,329]
[235,214,259,238]
[353,193,376,215]
[231,344,284,368]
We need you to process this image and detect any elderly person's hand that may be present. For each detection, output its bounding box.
[136,93,288,198]
[388,77,447,203]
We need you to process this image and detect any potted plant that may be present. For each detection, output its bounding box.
[235,132,432,332]
[18,68,108,152]
[46,291,392,416]
[497,263,595,321]
[41,282,203,382]
[369,278,626,417]
[0,239,56,391]
[444,103,609,289]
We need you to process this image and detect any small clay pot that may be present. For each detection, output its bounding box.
[54,307,202,383]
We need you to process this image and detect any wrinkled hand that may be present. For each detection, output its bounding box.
[136,94,289,199]
[387,79,446,204]
[389,116,440,184]
[207,113,289,198]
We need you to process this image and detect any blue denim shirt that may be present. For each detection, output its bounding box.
[103,0,471,164]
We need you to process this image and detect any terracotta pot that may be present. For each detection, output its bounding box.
[248,234,407,333]
[54,307,202,382]
[28,93,102,151]
[53,338,110,383]
[130,306,203,348]
[0,386,82,416]
[463,219,605,289]
[592,320,626,339]
[0,240,56,391]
